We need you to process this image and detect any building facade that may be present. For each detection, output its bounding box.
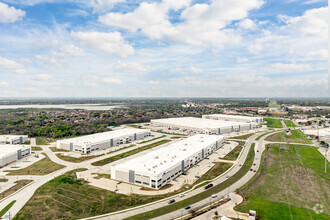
[151,117,257,135]
[0,135,29,145]
[202,114,263,123]
[111,134,226,189]
[0,145,31,167]
[56,128,150,153]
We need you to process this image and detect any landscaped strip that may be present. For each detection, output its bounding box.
[255,130,275,141]
[284,119,297,127]
[0,200,16,218]
[138,135,166,144]
[263,118,283,128]
[31,146,42,151]
[222,141,245,161]
[0,180,33,200]
[56,154,98,163]
[265,129,312,144]
[4,154,65,175]
[124,143,255,220]
[91,139,171,166]
[229,133,254,140]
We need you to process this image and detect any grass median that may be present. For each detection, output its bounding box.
[124,143,255,220]
[265,129,312,144]
[91,139,171,166]
[222,141,245,161]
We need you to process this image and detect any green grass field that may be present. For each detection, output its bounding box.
[125,144,255,220]
[284,119,297,127]
[236,144,330,219]
[91,139,171,166]
[5,154,65,175]
[194,162,232,185]
[265,129,312,144]
[229,133,254,140]
[222,141,245,161]
[56,154,98,163]
[31,146,43,151]
[263,118,283,128]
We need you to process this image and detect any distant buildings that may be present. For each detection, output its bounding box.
[151,117,257,135]
[0,145,31,167]
[56,128,150,153]
[111,134,225,189]
[0,135,29,145]
[202,114,263,123]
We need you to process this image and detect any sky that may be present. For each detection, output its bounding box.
[0,0,328,98]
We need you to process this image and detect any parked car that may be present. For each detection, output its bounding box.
[185,206,191,210]
[211,194,217,198]
[168,199,175,204]
[179,193,185,198]
[204,183,213,190]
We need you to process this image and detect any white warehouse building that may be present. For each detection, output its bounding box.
[56,128,150,153]
[0,135,29,145]
[150,117,257,135]
[0,145,31,167]
[111,134,226,189]
[203,114,263,123]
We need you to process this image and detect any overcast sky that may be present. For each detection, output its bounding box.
[0,0,328,97]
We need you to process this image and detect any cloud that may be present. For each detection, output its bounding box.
[0,57,23,69]
[236,57,248,63]
[29,74,52,81]
[90,0,125,13]
[280,7,328,37]
[71,31,134,57]
[99,0,263,48]
[35,54,60,66]
[307,49,328,60]
[190,66,203,74]
[148,80,160,85]
[0,81,9,87]
[53,44,86,57]
[238,18,256,29]
[271,63,311,71]
[0,2,25,23]
[169,76,202,86]
[102,77,122,84]
[113,61,150,73]
[15,69,27,74]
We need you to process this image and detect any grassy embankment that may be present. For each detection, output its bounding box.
[236,144,330,219]
[265,129,312,144]
[263,118,283,128]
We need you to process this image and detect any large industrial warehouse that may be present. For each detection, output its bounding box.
[202,114,263,123]
[0,135,29,145]
[150,117,257,135]
[56,128,150,153]
[111,134,226,189]
[0,145,31,167]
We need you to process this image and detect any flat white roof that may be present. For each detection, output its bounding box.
[203,114,262,120]
[151,117,250,129]
[0,135,28,141]
[0,145,29,157]
[57,128,150,145]
[114,134,224,176]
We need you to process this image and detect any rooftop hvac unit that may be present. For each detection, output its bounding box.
[154,156,159,159]
[148,168,151,171]
[184,143,188,146]
[183,149,186,151]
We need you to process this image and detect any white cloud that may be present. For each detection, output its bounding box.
[71,31,134,57]
[238,18,256,29]
[0,57,23,69]
[15,69,27,74]
[102,78,122,84]
[307,49,328,60]
[271,63,311,71]
[90,0,125,13]
[236,57,248,63]
[35,54,60,66]
[29,74,52,81]
[190,66,203,74]
[169,76,202,86]
[113,61,150,73]
[280,7,328,37]
[0,81,9,87]
[53,44,86,57]
[99,0,263,47]
[148,80,160,85]
[0,2,25,23]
